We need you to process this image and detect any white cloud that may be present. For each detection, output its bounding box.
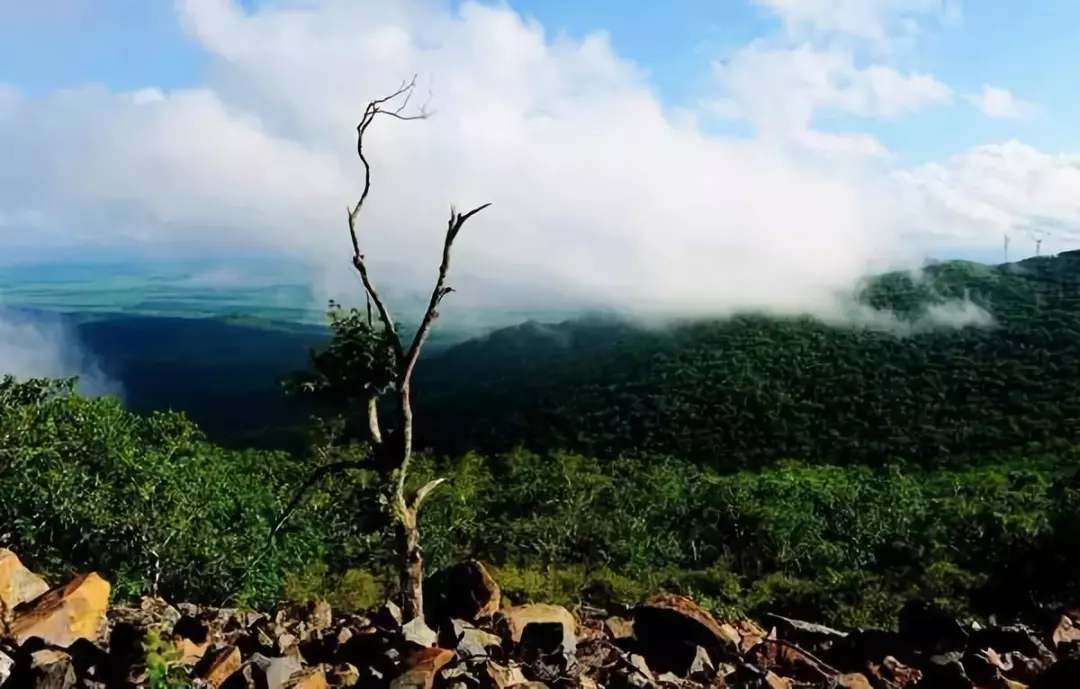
[897,141,1080,251]
[0,0,1072,328]
[711,43,951,150]
[750,0,958,47]
[0,308,118,396]
[968,84,1034,119]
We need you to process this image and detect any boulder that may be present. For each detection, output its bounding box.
[633,594,735,675]
[7,572,110,648]
[0,549,49,613]
[426,560,502,623]
[389,647,455,689]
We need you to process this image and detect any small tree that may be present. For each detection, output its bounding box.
[296,78,490,620]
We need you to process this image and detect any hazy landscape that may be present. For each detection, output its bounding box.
[7,0,1080,687]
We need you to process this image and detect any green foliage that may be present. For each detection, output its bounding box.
[143,628,189,689]
[283,561,387,612]
[0,376,325,607]
[414,256,1080,470]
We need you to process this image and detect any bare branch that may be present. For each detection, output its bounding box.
[411,477,447,512]
[402,202,492,382]
[367,395,383,445]
[348,77,433,364]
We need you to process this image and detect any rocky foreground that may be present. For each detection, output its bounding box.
[2,551,1080,687]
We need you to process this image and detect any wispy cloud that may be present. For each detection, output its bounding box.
[968,84,1035,119]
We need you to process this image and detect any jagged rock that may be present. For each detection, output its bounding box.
[748,639,835,685]
[733,619,767,655]
[763,671,792,689]
[427,560,502,623]
[499,604,576,654]
[1032,654,1080,688]
[898,600,969,655]
[326,662,360,687]
[866,655,922,688]
[633,594,734,675]
[390,647,455,689]
[764,613,847,654]
[285,668,330,689]
[7,572,110,648]
[0,648,14,686]
[485,660,529,689]
[606,616,635,641]
[249,652,304,689]
[30,648,78,689]
[0,549,49,614]
[375,601,404,630]
[447,618,503,661]
[403,616,439,649]
[200,644,242,688]
[688,646,713,682]
[836,673,873,688]
[1052,616,1080,648]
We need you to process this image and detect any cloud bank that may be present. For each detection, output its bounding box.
[0,0,1077,327]
[0,309,118,396]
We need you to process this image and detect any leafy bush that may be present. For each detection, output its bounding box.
[0,375,325,607]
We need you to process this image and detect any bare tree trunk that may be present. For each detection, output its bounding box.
[346,78,489,620]
[398,509,424,620]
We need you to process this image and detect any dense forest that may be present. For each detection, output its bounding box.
[5,253,1080,628]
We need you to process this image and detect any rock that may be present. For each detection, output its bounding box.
[403,616,439,648]
[375,601,404,630]
[764,613,847,652]
[484,660,529,689]
[0,549,49,613]
[499,604,576,652]
[1051,616,1080,649]
[0,648,13,686]
[733,619,767,655]
[390,647,455,689]
[867,655,922,688]
[633,595,736,675]
[7,572,110,648]
[763,671,792,689]
[748,639,835,685]
[305,600,333,631]
[836,673,873,689]
[605,616,635,641]
[688,645,713,681]
[898,600,969,655]
[427,560,501,623]
[285,668,330,689]
[326,662,360,687]
[30,648,78,689]
[200,644,242,688]
[250,652,304,689]
[448,619,503,661]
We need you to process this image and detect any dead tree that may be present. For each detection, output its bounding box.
[347,78,490,620]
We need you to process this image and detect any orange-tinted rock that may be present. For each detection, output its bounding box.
[0,549,49,612]
[499,604,577,646]
[1052,616,1080,648]
[7,572,110,647]
[836,673,873,689]
[200,645,241,688]
[634,594,737,666]
[764,671,793,689]
[390,647,455,689]
[286,668,330,689]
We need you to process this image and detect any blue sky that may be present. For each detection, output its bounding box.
[2,0,1077,165]
[3,0,1080,317]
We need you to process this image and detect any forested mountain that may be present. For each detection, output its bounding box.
[8,253,1080,629]
[413,255,1080,470]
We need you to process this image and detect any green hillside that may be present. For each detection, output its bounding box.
[414,254,1080,470]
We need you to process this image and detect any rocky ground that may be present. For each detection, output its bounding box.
[2,550,1080,688]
